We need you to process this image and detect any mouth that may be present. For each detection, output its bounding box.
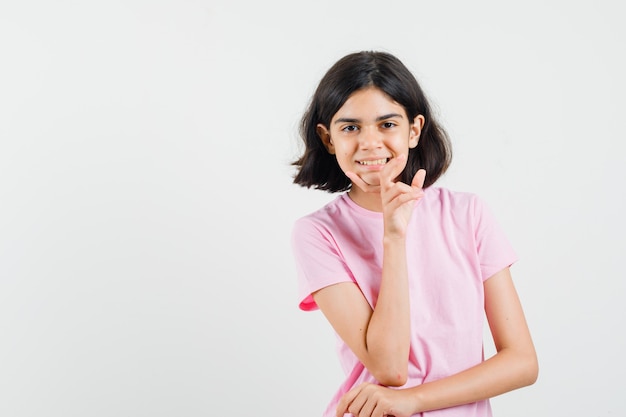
[357,157,390,166]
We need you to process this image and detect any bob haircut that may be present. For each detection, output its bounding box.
[293,51,452,192]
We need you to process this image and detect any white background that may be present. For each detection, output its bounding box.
[1,1,624,416]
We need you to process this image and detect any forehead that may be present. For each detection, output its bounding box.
[333,87,406,121]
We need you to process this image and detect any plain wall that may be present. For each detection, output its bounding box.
[1,1,624,416]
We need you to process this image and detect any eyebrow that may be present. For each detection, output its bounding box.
[334,113,405,124]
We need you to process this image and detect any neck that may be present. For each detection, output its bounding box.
[347,187,383,212]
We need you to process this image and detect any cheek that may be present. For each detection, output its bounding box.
[340,151,354,164]
[334,152,353,170]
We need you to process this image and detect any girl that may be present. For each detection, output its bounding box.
[291,51,538,417]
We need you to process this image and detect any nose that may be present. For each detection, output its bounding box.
[358,126,383,149]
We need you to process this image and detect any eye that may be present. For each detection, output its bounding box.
[341,125,359,132]
[381,121,397,129]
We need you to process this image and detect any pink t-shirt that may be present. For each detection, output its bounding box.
[291,187,517,417]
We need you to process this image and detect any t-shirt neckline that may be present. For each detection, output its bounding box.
[341,193,383,218]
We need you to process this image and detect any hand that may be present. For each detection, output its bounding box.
[381,156,426,237]
[336,382,417,417]
[346,155,425,237]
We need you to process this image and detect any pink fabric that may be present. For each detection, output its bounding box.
[291,187,517,417]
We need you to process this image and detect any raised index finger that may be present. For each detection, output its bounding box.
[379,154,407,187]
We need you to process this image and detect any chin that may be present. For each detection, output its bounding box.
[360,175,381,186]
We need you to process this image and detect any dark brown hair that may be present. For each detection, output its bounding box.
[292,51,452,192]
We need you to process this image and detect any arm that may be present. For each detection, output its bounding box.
[313,234,411,387]
[314,159,425,387]
[336,267,538,417]
[409,266,538,410]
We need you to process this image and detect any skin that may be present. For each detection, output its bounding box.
[317,86,423,214]
[314,87,538,417]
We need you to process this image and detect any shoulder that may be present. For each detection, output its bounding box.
[423,186,483,213]
[292,194,349,238]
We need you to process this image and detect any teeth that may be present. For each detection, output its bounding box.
[359,158,388,166]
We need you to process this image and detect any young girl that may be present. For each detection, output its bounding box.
[290,51,538,417]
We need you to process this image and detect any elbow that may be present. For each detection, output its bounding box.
[364,347,410,386]
[373,368,408,387]
[518,351,539,387]
[525,355,539,386]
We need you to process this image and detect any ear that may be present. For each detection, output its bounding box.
[317,124,335,154]
[408,115,425,149]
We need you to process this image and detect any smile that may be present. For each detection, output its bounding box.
[358,158,390,166]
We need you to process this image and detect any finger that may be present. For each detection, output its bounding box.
[381,187,421,210]
[386,189,424,210]
[336,385,363,417]
[372,401,388,417]
[411,168,426,190]
[379,154,407,186]
[380,180,423,205]
[345,384,372,417]
[356,396,377,417]
[346,171,381,194]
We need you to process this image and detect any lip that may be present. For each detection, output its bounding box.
[356,157,391,169]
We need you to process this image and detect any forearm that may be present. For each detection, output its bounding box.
[408,346,538,413]
[365,235,411,386]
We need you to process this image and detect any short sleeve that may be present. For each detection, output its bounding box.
[291,217,354,311]
[471,195,518,281]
